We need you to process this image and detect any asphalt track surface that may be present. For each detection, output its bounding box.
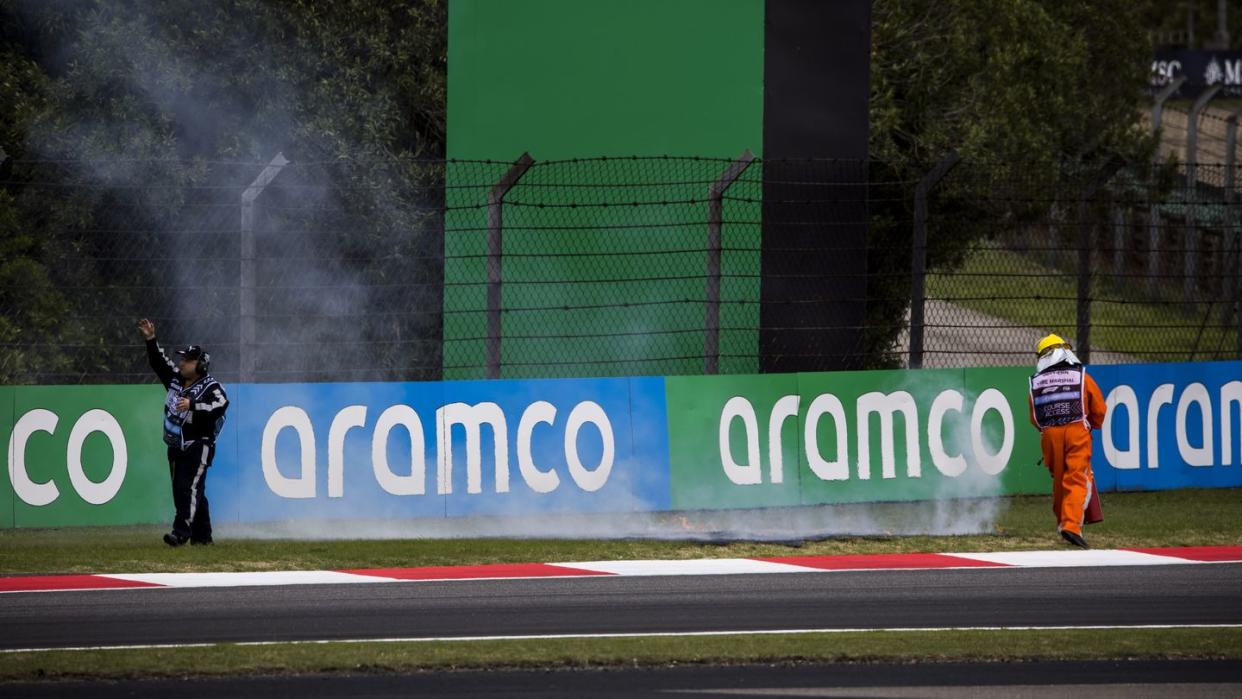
[5,661,1242,698]
[3,563,1241,650]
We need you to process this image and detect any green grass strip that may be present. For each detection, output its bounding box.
[2,628,1240,681]
[924,243,1238,360]
[2,489,1240,575]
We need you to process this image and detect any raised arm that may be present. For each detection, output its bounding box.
[138,318,177,389]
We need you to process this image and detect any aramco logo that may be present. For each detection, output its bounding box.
[260,400,616,499]
[717,389,1015,485]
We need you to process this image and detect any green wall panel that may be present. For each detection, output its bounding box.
[447,0,763,160]
[445,0,764,379]
[0,387,14,528]
[667,372,801,510]
[665,367,1044,510]
[9,385,168,528]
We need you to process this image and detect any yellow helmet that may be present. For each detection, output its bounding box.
[1036,333,1071,356]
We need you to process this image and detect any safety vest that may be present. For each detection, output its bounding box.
[1029,364,1087,429]
[162,375,223,449]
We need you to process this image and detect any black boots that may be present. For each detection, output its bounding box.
[1060,530,1089,549]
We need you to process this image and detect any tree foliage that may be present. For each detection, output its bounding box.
[0,0,447,383]
[865,0,1161,363]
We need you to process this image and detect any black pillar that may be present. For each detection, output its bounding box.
[760,0,871,372]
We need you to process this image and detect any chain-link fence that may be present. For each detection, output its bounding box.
[913,159,1242,367]
[1,156,445,384]
[1,154,1239,385]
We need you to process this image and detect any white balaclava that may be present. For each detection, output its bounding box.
[1036,346,1081,373]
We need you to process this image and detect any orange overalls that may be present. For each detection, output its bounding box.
[1028,365,1106,536]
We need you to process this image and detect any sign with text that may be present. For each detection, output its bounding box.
[2,361,1238,528]
[1150,49,1242,98]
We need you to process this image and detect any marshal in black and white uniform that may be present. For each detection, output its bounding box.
[139,319,228,546]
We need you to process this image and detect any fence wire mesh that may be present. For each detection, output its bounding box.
[918,161,1242,367]
[1,155,1239,385]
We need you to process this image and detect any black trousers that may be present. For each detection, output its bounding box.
[168,442,214,542]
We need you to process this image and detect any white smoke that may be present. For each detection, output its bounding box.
[220,372,1016,542]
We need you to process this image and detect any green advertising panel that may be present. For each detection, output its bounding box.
[665,367,1046,510]
[0,387,14,528]
[667,373,801,510]
[797,368,960,505]
[9,385,168,528]
[963,367,1046,496]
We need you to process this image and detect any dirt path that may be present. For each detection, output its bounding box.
[895,300,1138,368]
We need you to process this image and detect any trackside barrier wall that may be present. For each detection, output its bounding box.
[2,362,1239,528]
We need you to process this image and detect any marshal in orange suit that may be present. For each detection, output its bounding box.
[1027,334,1106,549]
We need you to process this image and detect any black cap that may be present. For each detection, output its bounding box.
[175,345,205,360]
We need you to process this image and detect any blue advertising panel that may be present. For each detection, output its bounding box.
[1092,361,1242,491]
[210,376,670,523]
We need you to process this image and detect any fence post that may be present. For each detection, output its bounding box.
[1227,108,1242,358]
[1045,203,1059,269]
[1185,85,1222,312]
[1186,85,1222,165]
[1227,108,1239,190]
[486,153,534,380]
[909,152,960,370]
[1076,159,1124,365]
[704,149,755,375]
[1143,81,1187,302]
[240,152,288,383]
[1112,206,1126,284]
[1150,76,1187,136]
[1147,198,1161,299]
[1077,189,1092,365]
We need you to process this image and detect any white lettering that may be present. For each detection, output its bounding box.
[564,401,613,492]
[720,397,761,485]
[1175,383,1214,467]
[1226,59,1242,85]
[1103,385,1141,470]
[804,393,849,481]
[1150,60,1183,85]
[517,401,560,494]
[928,390,967,477]
[970,389,1014,476]
[1221,381,1242,466]
[65,409,127,505]
[261,406,316,499]
[7,409,60,507]
[436,402,509,495]
[371,405,426,496]
[327,405,367,498]
[1147,383,1175,468]
[857,391,920,480]
[767,395,799,485]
